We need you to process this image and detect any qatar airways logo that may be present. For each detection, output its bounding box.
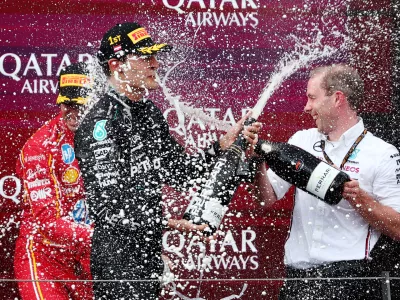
[162,0,259,28]
[163,229,259,271]
[0,175,21,204]
[164,106,251,149]
[0,53,93,94]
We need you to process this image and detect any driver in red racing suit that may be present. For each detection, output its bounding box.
[14,62,93,300]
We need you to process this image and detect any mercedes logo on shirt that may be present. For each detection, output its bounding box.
[313,141,323,152]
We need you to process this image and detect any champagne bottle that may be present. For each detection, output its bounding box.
[255,139,350,205]
[182,118,256,234]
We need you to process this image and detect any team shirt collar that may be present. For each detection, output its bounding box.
[319,117,365,147]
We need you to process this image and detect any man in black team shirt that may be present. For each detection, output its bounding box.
[74,22,261,299]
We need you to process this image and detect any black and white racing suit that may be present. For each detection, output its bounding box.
[74,90,220,299]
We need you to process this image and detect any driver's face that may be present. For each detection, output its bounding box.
[60,103,81,132]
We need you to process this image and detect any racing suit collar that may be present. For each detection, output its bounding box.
[108,89,147,110]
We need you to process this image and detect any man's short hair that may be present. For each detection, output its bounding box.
[310,64,364,111]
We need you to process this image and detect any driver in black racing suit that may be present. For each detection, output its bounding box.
[74,22,261,299]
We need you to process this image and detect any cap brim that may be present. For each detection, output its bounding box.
[137,43,172,55]
[56,95,88,105]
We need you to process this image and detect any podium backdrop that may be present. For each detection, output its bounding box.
[0,0,397,299]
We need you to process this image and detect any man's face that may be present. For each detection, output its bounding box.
[60,103,80,132]
[118,54,160,92]
[304,74,338,135]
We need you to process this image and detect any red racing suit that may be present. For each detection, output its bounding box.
[14,112,93,300]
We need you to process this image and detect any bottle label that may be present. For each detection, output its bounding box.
[306,162,340,199]
[201,197,226,229]
[185,195,205,223]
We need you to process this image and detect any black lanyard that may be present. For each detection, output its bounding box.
[320,129,368,170]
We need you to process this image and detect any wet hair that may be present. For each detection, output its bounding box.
[310,64,364,111]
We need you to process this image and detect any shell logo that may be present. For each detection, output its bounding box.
[62,167,80,184]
